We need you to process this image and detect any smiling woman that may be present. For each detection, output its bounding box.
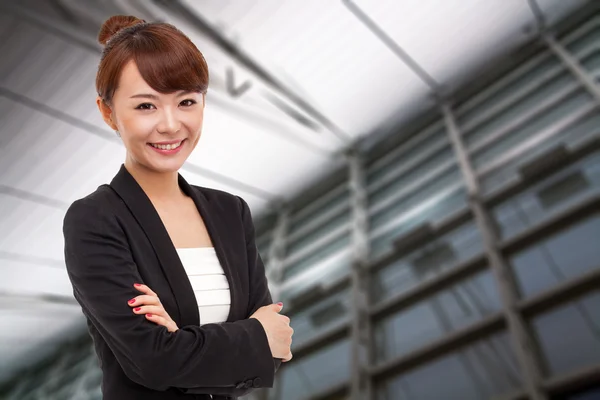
[62,14,292,400]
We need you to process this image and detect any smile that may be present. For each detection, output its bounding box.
[149,140,184,150]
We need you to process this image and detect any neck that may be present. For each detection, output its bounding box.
[124,159,185,205]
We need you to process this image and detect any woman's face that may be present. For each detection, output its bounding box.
[97,59,205,174]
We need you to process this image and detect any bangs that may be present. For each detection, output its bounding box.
[132,36,209,95]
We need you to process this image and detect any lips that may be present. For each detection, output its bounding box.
[147,139,186,154]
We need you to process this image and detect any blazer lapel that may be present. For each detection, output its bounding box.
[110,164,234,326]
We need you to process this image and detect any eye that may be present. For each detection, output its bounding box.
[180,99,197,107]
[135,103,155,110]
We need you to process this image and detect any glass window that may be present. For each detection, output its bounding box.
[366,126,447,185]
[471,90,593,170]
[289,288,351,349]
[279,261,351,306]
[370,184,468,259]
[480,111,600,194]
[270,339,350,400]
[510,215,600,298]
[369,166,464,232]
[580,46,600,75]
[371,221,483,303]
[492,152,600,240]
[373,269,501,363]
[456,52,561,130]
[289,185,349,235]
[283,233,351,281]
[376,332,522,400]
[286,207,350,257]
[368,144,455,207]
[531,290,600,376]
[564,386,600,400]
[564,19,599,55]
[465,71,577,151]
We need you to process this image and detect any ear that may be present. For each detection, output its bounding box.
[96,96,118,130]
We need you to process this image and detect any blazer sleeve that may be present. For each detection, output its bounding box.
[63,198,276,394]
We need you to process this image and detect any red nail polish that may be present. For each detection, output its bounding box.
[147,313,153,317]
[277,302,283,306]
[128,299,135,304]
[134,283,142,287]
[134,307,141,311]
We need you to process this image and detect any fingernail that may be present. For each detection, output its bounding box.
[134,283,142,287]
[277,302,283,306]
[128,299,135,304]
[147,313,153,317]
[134,307,141,311]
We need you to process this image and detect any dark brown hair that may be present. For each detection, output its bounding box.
[96,15,209,106]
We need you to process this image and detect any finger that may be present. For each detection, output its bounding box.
[128,294,161,307]
[145,313,169,327]
[133,283,158,297]
[132,305,163,316]
[271,302,283,312]
[282,352,293,362]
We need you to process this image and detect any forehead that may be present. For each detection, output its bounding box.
[117,60,150,93]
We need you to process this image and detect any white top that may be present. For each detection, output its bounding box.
[175,247,231,325]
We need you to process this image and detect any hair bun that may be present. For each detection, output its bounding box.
[98,15,145,46]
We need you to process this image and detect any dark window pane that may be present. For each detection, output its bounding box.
[370,185,468,259]
[480,112,600,195]
[366,127,448,184]
[368,145,455,207]
[371,221,483,303]
[564,386,600,400]
[531,290,600,376]
[369,166,463,232]
[373,270,501,362]
[456,52,560,129]
[471,90,593,170]
[376,332,521,400]
[271,339,350,400]
[465,72,576,150]
[565,18,600,55]
[283,234,351,281]
[289,186,349,234]
[492,152,600,240]
[510,215,600,298]
[289,289,351,349]
[287,208,350,257]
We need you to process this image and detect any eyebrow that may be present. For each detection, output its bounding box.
[129,91,196,100]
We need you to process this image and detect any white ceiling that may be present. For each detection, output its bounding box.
[0,0,589,386]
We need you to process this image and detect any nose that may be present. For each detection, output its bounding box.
[156,108,181,134]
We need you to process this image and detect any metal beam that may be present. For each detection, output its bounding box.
[442,103,548,400]
[341,0,443,94]
[346,148,373,400]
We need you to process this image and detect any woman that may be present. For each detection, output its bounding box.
[62,15,293,400]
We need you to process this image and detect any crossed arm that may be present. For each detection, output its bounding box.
[63,196,283,397]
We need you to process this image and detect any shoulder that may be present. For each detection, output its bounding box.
[63,185,116,229]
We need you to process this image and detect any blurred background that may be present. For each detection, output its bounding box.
[0,0,599,399]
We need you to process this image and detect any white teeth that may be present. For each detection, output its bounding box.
[150,141,183,150]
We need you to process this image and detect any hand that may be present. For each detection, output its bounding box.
[128,283,179,333]
[250,303,293,362]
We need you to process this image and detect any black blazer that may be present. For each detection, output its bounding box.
[62,164,281,400]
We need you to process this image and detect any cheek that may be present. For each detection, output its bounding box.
[120,114,155,141]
